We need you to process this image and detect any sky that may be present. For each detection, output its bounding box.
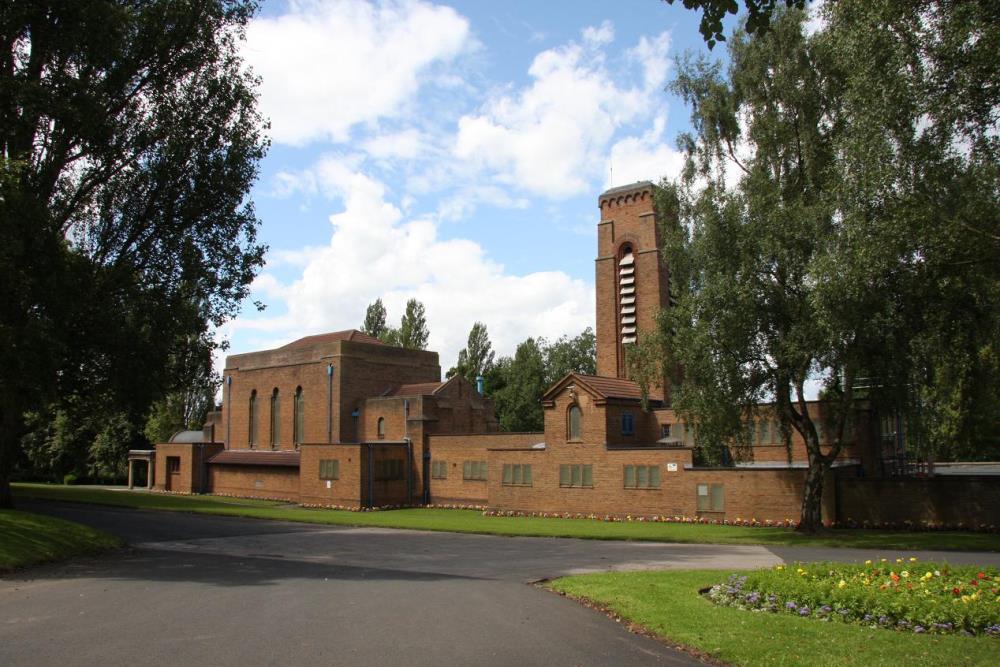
[220,0,740,376]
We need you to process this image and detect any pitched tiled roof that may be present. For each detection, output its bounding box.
[382,381,446,397]
[575,374,645,400]
[208,450,301,467]
[280,329,385,349]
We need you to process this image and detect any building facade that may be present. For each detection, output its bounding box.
[150,181,996,526]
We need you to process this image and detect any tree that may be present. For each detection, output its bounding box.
[644,2,1000,531]
[491,339,547,432]
[397,298,429,350]
[360,298,389,340]
[447,322,495,382]
[662,0,805,48]
[543,328,596,386]
[0,1,267,507]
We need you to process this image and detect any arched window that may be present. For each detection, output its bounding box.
[270,388,280,449]
[293,387,304,448]
[248,390,258,448]
[377,417,385,440]
[568,405,582,441]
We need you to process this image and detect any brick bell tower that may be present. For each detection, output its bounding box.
[595,181,671,402]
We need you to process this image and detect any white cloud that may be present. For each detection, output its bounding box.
[606,114,686,188]
[244,0,472,145]
[453,23,671,199]
[231,168,593,372]
[362,128,425,160]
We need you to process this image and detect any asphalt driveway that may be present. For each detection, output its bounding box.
[3,501,999,666]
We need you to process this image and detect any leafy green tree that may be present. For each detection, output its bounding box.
[447,322,496,382]
[543,328,596,386]
[0,1,267,507]
[491,339,547,432]
[360,298,389,339]
[397,298,429,350]
[643,2,1000,531]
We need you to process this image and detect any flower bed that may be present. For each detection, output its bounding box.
[707,560,1000,636]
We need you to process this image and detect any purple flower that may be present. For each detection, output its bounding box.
[786,601,798,611]
[799,606,811,616]
[914,626,926,634]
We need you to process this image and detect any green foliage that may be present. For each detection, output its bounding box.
[0,1,267,507]
[360,298,389,339]
[543,327,596,385]
[398,298,430,350]
[662,0,806,49]
[447,321,496,381]
[491,338,547,432]
[642,2,1000,529]
[708,561,1000,636]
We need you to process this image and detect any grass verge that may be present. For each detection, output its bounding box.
[547,569,998,666]
[0,509,123,572]
[13,482,1000,552]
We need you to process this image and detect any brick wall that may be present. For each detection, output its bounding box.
[153,443,224,493]
[208,464,300,502]
[836,475,1000,526]
[426,432,542,504]
[299,443,364,507]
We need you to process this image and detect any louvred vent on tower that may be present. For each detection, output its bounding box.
[619,250,637,344]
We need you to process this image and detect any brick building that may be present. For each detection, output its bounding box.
[147,181,998,526]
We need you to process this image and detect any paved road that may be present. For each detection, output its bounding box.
[4,502,1000,667]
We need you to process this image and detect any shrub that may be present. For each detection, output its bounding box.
[708,560,1000,637]
[62,473,78,486]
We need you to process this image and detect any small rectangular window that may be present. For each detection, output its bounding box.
[559,464,592,488]
[319,459,340,480]
[621,412,635,436]
[463,460,487,481]
[623,464,660,489]
[696,483,724,511]
[660,423,671,439]
[432,460,447,479]
[501,463,532,486]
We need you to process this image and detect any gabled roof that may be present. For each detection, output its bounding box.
[280,329,385,350]
[382,381,446,397]
[208,450,301,468]
[541,373,645,403]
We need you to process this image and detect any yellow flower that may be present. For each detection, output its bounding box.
[838,580,847,589]
[775,565,784,571]
[896,558,904,564]
[901,571,910,578]
[864,560,872,566]
[909,557,918,562]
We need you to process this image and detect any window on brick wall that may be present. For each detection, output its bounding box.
[377,417,385,439]
[248,390,258,448]
[270,388,280,449]
[502,463,533,486]
[293,386,304,447]
[660,423,671,439]
[623,465,661,489]
[319,459,339,480]
[463,460,487,481]
[432,460,448,479]
[559,464,593,488]
[621,412,635,436]
[568,405,582,441]
[375,459,404,481]
[697,483,725,511]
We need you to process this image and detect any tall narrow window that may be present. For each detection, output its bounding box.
[270,388,280,449]
[568,405,582,441]
[248,390,258,448]
[293,386,304,447]
[377,417,385,439]
[621,412,635,436]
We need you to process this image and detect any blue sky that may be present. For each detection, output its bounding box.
[223,0,741,375]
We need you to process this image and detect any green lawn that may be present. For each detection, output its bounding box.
[0,509,123,572]
[13,482,1000,551]
[547,570,999,666]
